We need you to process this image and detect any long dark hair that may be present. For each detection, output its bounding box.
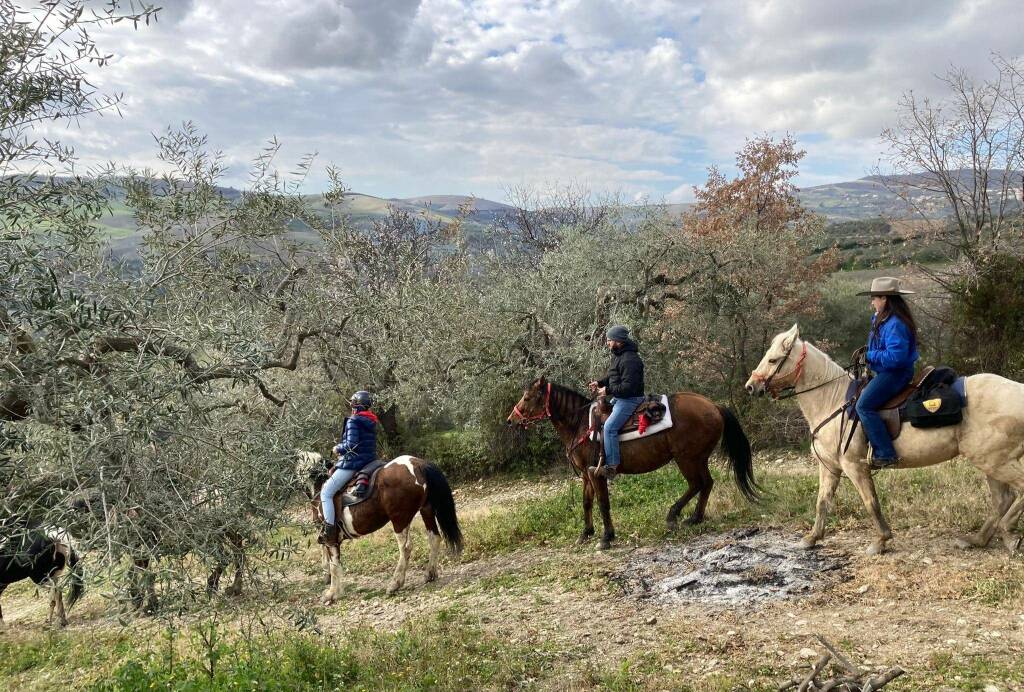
[875,295,919,348]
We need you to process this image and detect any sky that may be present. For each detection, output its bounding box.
[46,0,1024,203]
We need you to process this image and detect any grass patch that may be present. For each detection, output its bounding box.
[93,611,552,691]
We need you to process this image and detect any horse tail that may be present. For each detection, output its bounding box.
[718,406,760,502]
[422,463,464,556]
[66,548,85,610]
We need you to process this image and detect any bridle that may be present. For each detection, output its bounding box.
[752,340,807,399]
[509,382,552,427]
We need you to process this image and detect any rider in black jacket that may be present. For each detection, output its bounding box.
[588,325,645,480]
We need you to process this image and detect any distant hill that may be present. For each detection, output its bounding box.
[29,171,1021,259]
[797,170,1024,221]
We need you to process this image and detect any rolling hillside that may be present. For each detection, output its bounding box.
[68,171,1022,262]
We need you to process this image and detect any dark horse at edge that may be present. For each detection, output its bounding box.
[508,378,760,549]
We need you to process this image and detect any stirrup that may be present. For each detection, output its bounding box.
[870,457,899,470]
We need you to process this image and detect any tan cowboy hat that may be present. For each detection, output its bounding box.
[856,276,915,296]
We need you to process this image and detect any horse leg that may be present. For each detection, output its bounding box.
[995,493,1024,555]
[387,526,413,595]
[843,461,892,555]
[596,477,615,550]
[321,545,332,585]
[321,544,342,605]
[579,474,595,544]
[207,564,224,595]
[420,507,441,583]
[224,533,244,597]
[225,555,244,597]
[663,464,704,528]
[684,461,715,526]
[800,464,842,550]
[956,477,1016,549]
[50,581,67,628]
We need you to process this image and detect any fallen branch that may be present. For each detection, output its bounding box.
[775,637,907,691]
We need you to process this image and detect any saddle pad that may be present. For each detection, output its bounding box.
[589,395,673,443]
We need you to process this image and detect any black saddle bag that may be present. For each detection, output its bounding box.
[905,382,963,428]
[643,394,667,423]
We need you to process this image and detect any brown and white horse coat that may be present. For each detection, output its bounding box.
[313,454,463,603]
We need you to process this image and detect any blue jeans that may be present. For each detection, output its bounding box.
[320,468,355,525]
[855,369,913,460]
[603,396,645,469]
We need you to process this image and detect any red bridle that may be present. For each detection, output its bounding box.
[509,382,552,427]
[752,342,808,399]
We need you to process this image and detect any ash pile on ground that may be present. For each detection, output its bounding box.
[612,527,848,606]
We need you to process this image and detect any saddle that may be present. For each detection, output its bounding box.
[592,395,668,435]
[338,459,387,508]
[842,365,965,450]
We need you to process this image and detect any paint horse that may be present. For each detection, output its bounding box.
[315,455,463,603]
[747,324,1024,555]
[0,526,84,628]
[508,378,760,549]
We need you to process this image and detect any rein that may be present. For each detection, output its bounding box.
[774,369,853,400]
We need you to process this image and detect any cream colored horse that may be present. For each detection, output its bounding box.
[746,324,1024,555]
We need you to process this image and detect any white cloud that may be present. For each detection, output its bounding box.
[44,0,1023,201]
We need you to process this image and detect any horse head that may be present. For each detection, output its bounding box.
[746,323,806,398]
[506,377,550,427]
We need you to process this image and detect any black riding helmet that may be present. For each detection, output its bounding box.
[349,390,373,410]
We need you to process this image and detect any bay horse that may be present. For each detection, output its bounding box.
[507,378,759,549]
[316,455,463,603]
[0,526,84,628]
[746,324,1024,555]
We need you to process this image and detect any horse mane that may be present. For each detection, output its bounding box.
[544,380,592,428]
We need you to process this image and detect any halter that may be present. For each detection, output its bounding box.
[510,382,552,427]
[752,341,808,399]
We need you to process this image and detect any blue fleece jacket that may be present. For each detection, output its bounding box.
[867,314,919,373]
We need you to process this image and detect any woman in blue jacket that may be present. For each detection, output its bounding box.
[319,390,379,544]
[855,277,920,469]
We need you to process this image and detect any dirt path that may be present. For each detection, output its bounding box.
[4,458,1023,689]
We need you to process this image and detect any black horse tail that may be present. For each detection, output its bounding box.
[718,406,760,502]
[423,463,464,555]
[66,548,85,610]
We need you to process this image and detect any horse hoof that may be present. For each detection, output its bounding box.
[1003,535,1022,556]
[954,537,978,550]
[684,516,704,527]
[865,542,886,556]
[425,571,438,583]
[598,540,611,551]
[665,520,678,532]
[386,582,402,596]
[798,537,817,550]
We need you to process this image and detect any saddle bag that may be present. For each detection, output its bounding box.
[905,382,963,428]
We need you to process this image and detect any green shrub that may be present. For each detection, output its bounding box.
[950,251,1024,378]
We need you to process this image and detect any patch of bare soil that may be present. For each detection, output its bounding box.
[612,527,849,605]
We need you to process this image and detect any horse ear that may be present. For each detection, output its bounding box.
[782,323,800,349]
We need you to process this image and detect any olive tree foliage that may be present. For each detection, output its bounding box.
[661,135,835,412]
[0,2,470,606]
